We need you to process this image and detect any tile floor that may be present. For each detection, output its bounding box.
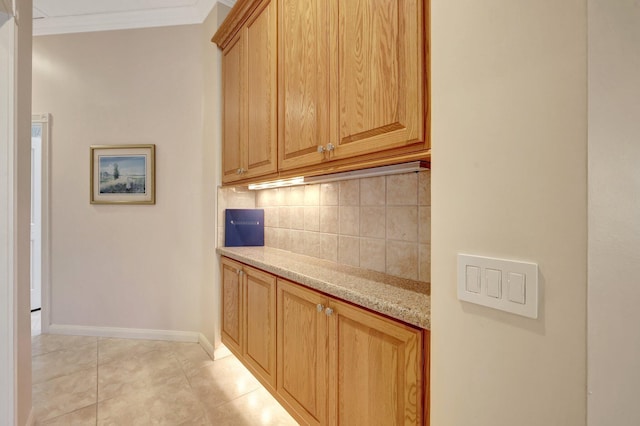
[31,314,298,425]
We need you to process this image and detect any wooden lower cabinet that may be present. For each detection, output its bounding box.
[277,278,424,425]
[328,298,423,425]
[243,265,277,390]
[221,257,427,425]
[277,278,329,425]
[220,257,277,390]
[221,257,243,356]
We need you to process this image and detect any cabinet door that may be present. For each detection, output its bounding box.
[243,265,277,390]
[245,0,278,180]
[278,0,330,171]
[221,257,243,356]
[328,299,423,426]
[328,0,426,159]
[221,34,245,184]
[277,278,328,425]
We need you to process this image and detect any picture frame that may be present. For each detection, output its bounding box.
[90,144,155,205]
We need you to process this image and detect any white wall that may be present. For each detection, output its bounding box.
[431,1,588,424]
[32,24,216,340]
[201,3,229,348]
[588,1,640,424]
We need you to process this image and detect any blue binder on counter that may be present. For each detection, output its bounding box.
[225,209,265,247]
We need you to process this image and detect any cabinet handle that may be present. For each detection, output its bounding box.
[237,269,243,276]
[316,304,325,313]
[325,307,334,316]
[318,144,335,154]
[236,168,246,175]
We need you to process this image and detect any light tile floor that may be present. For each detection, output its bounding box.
[31,316,298,425]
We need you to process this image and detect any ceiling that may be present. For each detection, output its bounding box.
[33,0,236,36]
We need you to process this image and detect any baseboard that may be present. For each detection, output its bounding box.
[25,407,34,426]
[47,324,200,343]
[213,343,233,360]
[198,333,215,359]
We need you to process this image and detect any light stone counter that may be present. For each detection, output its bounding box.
[217,246,430,329]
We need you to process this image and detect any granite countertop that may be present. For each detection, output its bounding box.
[217,246,430,329]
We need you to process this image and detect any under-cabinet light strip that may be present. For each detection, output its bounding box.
[246,161,429,190]
[247,177,304,190]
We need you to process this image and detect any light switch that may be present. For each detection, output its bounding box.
[508,272,526,304]
[486,268,502,298]
[457,253,538,319]
[465,265,481,293]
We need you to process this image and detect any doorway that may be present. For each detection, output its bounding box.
[31,113,50,335]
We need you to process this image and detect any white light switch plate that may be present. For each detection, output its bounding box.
[457,254,539,319]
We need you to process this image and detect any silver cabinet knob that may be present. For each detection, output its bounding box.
[326,143,335,152]
[317,145,325,154]
[325,307,334,316]
[236,168,242,174]
[317,304,325,313]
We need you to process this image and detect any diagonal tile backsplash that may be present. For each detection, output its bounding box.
[218,170,431,282]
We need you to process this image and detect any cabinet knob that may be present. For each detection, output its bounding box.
[317,145,326,154]
[326,143,335,152]
[236,168,242,175]
[237,269,243,276]
[325,307,334,316]
[316,304,325,313]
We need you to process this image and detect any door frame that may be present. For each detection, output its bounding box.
[32,113,51,333]
[0,11,16,426]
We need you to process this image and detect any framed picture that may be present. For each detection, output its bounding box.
[90,144,155,204]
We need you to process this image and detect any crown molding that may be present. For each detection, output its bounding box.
[33,0,236,36]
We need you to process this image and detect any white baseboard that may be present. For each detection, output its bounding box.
[47,324,200,343]
[25,407,34,426]
[213,343,232,360]
[198,333,215,359]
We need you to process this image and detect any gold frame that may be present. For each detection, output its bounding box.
[90,144,156,205]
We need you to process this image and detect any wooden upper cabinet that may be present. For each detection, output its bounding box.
[221,35,244,183]
[219,0,278,184]
[278,0,428,173]
[328,0,426,159]
[245,0,278,180]
[278,0,330,171]
[215,0,429,183]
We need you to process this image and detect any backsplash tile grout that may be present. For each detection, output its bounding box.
[218,170,431,282]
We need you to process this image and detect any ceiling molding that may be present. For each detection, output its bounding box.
[33,0,236,36]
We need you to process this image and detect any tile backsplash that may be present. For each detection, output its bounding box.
[218,171,431,282]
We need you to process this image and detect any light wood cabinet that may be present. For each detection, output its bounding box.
[278,0,428,173]
[221,257,427,425]
[277,278,423,426]
[277,278,328,425]
[327,0,426,161]
[277,0,330,171]
[220,257,277,390]
[220,257,243,356]
[214,0,430,185]
[328,299,423,425]
[219,0,278,184]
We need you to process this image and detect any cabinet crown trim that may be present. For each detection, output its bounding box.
[211,0,262,48]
